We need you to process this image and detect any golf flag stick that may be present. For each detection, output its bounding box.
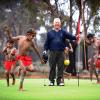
[77,44,80,87]
[76,14,81,87]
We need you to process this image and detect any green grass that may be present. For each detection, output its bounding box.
[0,78,100,100]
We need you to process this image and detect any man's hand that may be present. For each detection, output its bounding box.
[42,52,48,64]
[76,34,80,42]
[41,59,45,64]
[64,47,69,54]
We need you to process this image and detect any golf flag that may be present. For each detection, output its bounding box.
[76,15,81,43]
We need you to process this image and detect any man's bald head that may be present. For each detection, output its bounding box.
[53,18,61,31]
[53,18,61,24]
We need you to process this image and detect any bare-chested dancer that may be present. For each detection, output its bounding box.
[86,34,100,83]
[4,26,44,90]
[3,40,17,86]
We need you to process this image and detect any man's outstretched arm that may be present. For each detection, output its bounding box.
[31,42,44,64]
[3,26,12,40]
[3,26,21,41]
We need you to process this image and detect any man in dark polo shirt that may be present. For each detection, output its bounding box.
[44,18,77,86]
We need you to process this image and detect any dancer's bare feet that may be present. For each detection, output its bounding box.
[96,81,100,84]
[19,87,24,91]
[12,79,15,85]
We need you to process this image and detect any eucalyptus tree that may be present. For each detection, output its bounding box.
[75,0,100,35]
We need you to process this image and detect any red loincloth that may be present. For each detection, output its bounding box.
[4,60,16,71]
[96,59,100,69]
[17,55,32,67]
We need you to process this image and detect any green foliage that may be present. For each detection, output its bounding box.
[75,0,100,16]
[87,0,100,16]
[21,0,51,26]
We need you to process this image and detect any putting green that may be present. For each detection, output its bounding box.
[0,79,100,100]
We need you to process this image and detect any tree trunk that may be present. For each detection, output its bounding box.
[81,0,88,70]
[69,0,72,33]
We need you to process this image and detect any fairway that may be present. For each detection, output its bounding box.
[0,78,100,100]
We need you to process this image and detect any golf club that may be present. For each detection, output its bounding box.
[43,66,46,86]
